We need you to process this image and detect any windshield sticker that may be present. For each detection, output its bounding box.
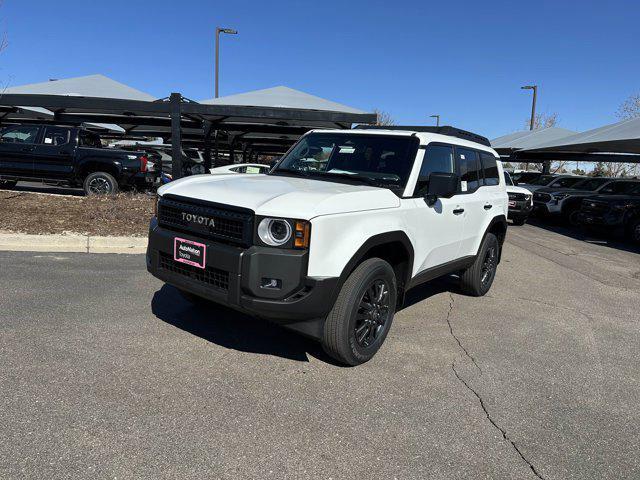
[338,146,355,154]
[461,180,468,192]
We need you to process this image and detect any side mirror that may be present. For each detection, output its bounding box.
[424,172,459,206]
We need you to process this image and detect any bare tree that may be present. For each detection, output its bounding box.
[373,109,395,126]
[523,112,559,130]
[616,94,640,120]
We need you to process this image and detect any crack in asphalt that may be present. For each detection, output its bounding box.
[451,363,547,480]
[446,292,482,374]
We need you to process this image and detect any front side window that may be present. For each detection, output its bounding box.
[601,181,640,194]
[1,125,40,144]
[480,151,500,186]
[456,147,481,191]
[272,133,419,193]
[42,126,70,146]
[415,144,454,195]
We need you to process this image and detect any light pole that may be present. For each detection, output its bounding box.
[521,85,537,130]
[430,114,440,126]
[215,27,238,98]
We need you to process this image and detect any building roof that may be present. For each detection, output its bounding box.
[491,127,578,151]
[3,74,156,101]
[201,86,367,114]
[526,117,640,154]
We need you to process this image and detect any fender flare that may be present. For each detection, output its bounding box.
[76,157,124,179]
[337,230,415,289]
[478,214,508,260]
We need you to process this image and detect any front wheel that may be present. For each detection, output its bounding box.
[322,258,397,366]
[460,233,499,297]
[627,218,640,244]
[83,171,119,195]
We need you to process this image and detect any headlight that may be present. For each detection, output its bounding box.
[258,218,293,246]
[256,217,310,248]
[552,193,569,200]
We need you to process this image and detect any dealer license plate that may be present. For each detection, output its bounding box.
[174,237,206,269]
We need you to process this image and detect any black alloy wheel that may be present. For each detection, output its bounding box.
[480,245,498,288]
[354,279,390,348]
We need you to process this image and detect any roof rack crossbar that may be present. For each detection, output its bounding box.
[354,125,491,147]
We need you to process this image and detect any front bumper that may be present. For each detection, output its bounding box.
[146,217,337,340]
[508,200,533,219]
[577,210,625,228]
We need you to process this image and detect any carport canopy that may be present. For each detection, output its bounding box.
[491,127,578,153]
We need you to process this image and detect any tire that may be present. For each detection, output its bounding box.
[511,216,526,226]
[0,180,17,189]
[460,233,499,297]
[564,208,581,227]
[627,218,640,244]
[322,258,397,366]
[83,171,119,195]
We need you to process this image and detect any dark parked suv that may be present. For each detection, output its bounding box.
[0,124,153,194]
[578,182,640,243]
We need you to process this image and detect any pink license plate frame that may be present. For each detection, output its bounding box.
[173,237,207,269]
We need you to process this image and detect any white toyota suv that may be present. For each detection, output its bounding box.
[147,126,508,365]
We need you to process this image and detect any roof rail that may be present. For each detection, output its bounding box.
[354,125,491,147]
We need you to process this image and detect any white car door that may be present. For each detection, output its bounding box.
[405,144,466,274]
[454,147,490,257]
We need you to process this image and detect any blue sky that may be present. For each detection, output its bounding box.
[1,0,639,139]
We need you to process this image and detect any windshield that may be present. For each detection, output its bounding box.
[504,171,514,186]
[532,175,557,185]
[572,178,611,191]
[271,133,418,192]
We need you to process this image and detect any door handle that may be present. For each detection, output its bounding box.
[453,208,465,215]
[484,204,493,210]
[21,147,34,152]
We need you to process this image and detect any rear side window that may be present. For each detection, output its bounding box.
[480,152,500,186]
[42,126,70,146]
[456,147,481,191]
[415,144,455,195]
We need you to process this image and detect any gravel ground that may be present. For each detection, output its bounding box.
[0,189,154,237]
[0,223,639,479]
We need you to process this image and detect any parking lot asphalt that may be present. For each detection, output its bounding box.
[1,224,639,479]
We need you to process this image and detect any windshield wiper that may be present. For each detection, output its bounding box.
[324,172,398,188]
[270,168,311,178]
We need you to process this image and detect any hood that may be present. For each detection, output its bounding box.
[535,187,592,195]
[506,185,532,195]
[158,174,401,219]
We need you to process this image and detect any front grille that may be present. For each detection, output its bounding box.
[581,199,610,215]
[158,196,253,246]
[534,192,552,203]
[508,192,528,201]
[158,252,229,291]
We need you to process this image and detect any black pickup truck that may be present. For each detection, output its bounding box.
[0,124,154,194]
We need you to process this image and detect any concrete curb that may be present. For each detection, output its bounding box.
[0,233,147,254]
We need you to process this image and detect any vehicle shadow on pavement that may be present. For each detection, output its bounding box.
[150,284,337,364]
[400,275,461,311]
[526,217,640,255]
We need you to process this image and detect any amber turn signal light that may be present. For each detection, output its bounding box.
[294,220,310,248]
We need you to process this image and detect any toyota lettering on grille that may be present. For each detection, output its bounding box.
[182,212,215,228]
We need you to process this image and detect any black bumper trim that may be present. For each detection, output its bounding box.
[146,219,338,341]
